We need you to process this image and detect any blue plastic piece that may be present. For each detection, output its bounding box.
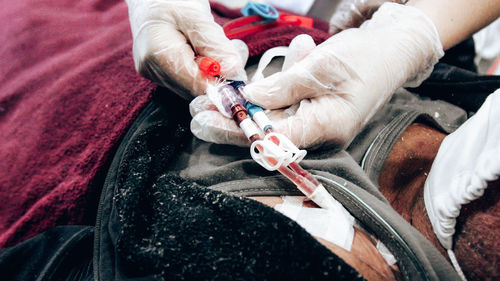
[241,2,279,21]
[228,81,264,117]
[245,102,264,117]
[229,80,245,89]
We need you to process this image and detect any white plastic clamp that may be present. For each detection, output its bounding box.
[266,133,307,164]
[250,133,306,171]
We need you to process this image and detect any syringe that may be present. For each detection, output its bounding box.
[229,81,343,210]
[197,58,345,211]
[218,83,320,198]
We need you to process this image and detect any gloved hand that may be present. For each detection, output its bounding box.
[191,3,443,148]
[329,0,403,34]
[424,89,500,251]
[125,0,247,99]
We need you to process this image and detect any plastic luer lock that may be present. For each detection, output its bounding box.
[197,58,349,219]
[197,57,221,77]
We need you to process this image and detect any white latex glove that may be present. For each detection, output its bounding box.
[424,89,500,251]
[125,0,247,99]
[190,34,317,147]
[190,3,443,148]
[329,0,403,34]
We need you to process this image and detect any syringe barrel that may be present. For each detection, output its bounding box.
[219,85,246,115]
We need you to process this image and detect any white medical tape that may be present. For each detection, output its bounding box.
[274,196,303,220]
[275,196,355,251]
[376,241,397,266]
[252,111,272,131]
[239,118,260,139]
[310,185,355,224]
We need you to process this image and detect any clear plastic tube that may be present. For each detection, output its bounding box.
[219,84,246,116]
[231,82,323,194]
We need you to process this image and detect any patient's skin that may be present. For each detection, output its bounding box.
[250,123,499,280]
[379,123,500,280]
[250,196,401,281]
[248,125,440,280]
[378,123,446,254]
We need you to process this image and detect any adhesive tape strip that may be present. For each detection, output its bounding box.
[275,196,355,251]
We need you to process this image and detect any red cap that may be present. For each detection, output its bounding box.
[198,57,221,77]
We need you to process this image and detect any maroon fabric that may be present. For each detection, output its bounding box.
[0,0,156,248]
[210,2,331,58]
[241,25,330,58]
[0,0,331,249]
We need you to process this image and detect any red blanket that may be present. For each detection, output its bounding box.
[0,0,329,248]
[0,0,155,248]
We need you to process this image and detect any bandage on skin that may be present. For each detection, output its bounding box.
[250,196,401,281]
[252,123,498,280]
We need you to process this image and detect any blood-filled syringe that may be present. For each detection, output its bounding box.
[229,81,343,210]
[197,58,345,211]
[219,84,319,197]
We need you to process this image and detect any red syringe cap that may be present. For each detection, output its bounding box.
[198,57,221,77]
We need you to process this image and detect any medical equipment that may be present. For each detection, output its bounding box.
[275,196,354,251]
[240,2,279,20]
[222,2,313,40]
[199,3,444,149]
[223,13,314,40]
[196,57,221,77]
[199,61,351,213]
[126,0,246,99]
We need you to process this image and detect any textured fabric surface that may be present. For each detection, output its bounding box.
[0,0,156,248]
[1,0,496,279]
[210,2,331,59]
[0,0,331,249]
[94,94,364,281]
[0,226,94,281]
[439,37,477,73]
[169,89,466,280]
[99,90,464,280]
[409,63,500,113]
